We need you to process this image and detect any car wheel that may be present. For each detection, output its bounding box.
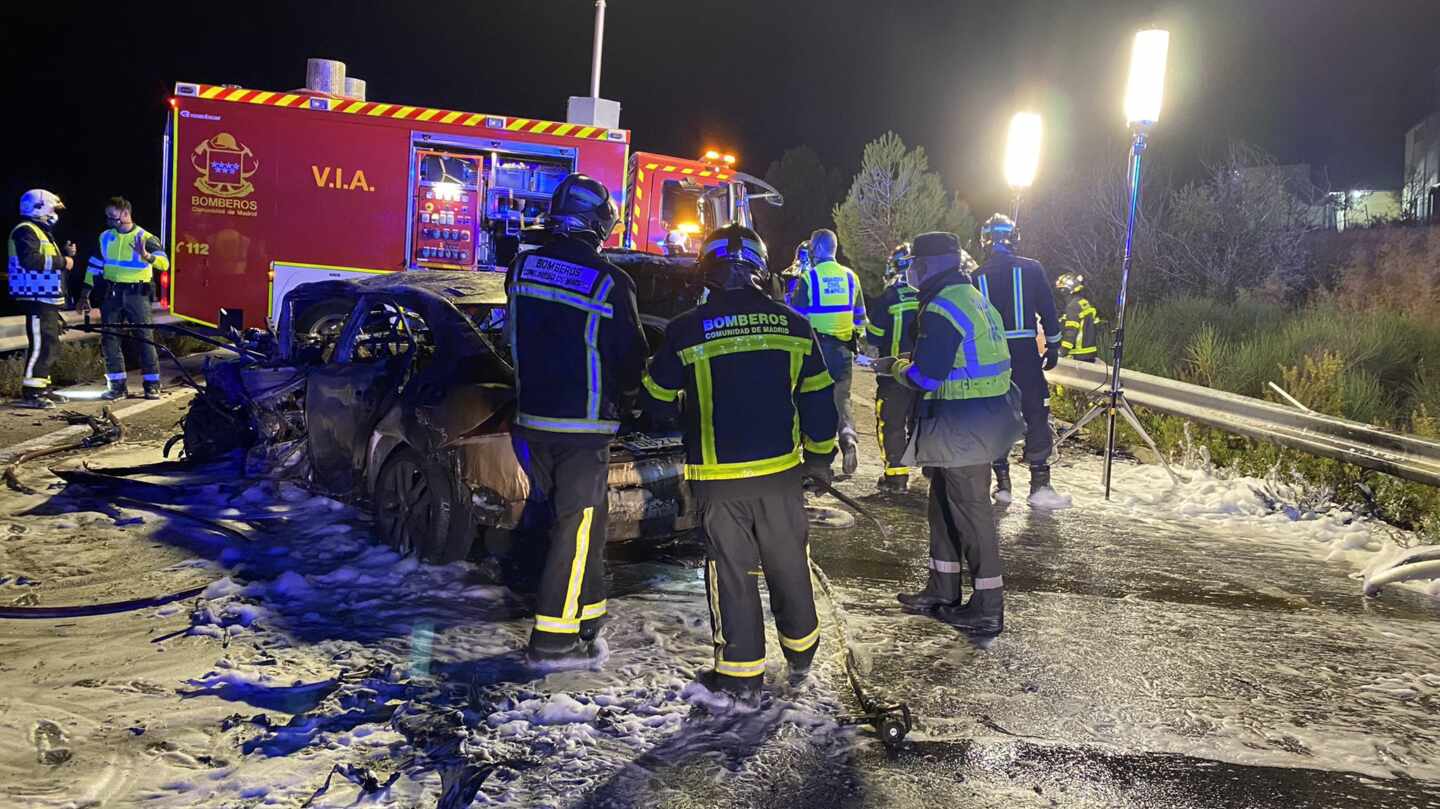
[295,299,353,340]
[375,446,468,563]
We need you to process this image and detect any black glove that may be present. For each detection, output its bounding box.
[873,356,898,376]
[802,459,833,491]
[1043,342,1060,371]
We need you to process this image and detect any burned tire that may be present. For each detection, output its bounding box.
[294,299,353,340]
[374,446,472,564]
[180,393,254,461]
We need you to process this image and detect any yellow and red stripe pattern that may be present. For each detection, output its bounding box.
[631,161,734,240]
[175,83,630,144]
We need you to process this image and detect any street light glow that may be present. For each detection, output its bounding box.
[1004,112,1043,190]
[1124,29,1170,125]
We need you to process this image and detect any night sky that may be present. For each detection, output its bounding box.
[5,0,1439,241]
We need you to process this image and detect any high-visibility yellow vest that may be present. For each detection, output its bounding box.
[89,226,169,285]
[794,260,865,340]
[7,221,66,304]
[922,282,1013,400]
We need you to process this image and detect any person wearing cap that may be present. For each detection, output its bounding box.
[643,224,837,706]
[875,231,1023,637]
[788,229,866,476]
[8,189,77,409]
[506,174,647,665]
[973,213,1067,507]
[83,197,169,400]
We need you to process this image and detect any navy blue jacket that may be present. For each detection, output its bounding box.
[505,237,647,438]
[971,250,1061,347]
[642,287,837,499]
[865,280,920,359]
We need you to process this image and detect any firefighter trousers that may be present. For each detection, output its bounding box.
[18,301,61,392]
[994,340,1051,470]
[513,429,611,651]
[875,377,916,476]
[701,480,820,684]
[922,465,1004,601]
[100,282,160,385]
[818,334,856,446]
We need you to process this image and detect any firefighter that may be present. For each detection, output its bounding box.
[505,174,647,663]
[780,240,810,306]
[642,224,837,704]
[1055,273,1101,362]
[81,197,168,400]
[7,190,76,409]
[865,243,920,493]
[875,231,1023,636]
[789,229,865,475]
[972,213,1067,506]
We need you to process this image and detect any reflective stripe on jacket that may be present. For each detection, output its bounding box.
[642,287,838,484]
[505,238,647,436]
[972,251,1060,344]
[7,221,66,304]
[88,226,168,285]
[865,280,919,358]
[791,260,866,340]
[1061,295,1101,356]
[893,273,1013,401]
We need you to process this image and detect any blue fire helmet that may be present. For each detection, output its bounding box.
[700,224,770,291]
[980,213,1017,252]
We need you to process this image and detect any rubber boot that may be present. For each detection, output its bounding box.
[937,588,1004,636]
[877,474,909,494]
[143,380,162,400]
[1027,465,1074,509]
[16,388,55,409]
[897,571,961,611]
[1029,465,1051,495]
[697,669,761,710]
[992,465,1013,504]
[100,378,129,401]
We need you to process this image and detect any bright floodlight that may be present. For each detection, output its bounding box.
[1124,29,1170,125]
[1004,112,1043,190]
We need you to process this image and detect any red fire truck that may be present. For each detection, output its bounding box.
[162,81,778,331]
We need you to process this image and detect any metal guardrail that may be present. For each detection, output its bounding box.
[0,305,179,354]
[1048,358,1440,488]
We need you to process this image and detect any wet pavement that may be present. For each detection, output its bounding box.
[3,369,1440,808]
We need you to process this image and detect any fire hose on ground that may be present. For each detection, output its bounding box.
[0,415,226,621]
[804,477,913,748]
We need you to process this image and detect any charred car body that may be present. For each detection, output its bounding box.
[185,260,707,563]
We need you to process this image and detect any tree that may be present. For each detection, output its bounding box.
[1025,146,1167,318]
[833,133,974,293]
[752,146,846,271]
[1156,143,1316,302]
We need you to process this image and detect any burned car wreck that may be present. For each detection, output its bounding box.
[184,261,706,564]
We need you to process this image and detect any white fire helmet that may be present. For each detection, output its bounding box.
[19,189,64,225]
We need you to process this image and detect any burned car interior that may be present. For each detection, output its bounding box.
[184,258,707,566]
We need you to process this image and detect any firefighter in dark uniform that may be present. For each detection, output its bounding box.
[7,189,76,409]
[877,232,1023,636]
[866,243,921,493]
[643,224,838,704]
[972,213,1067,506]
[1055,273,1101,362]
[505,174,648,663]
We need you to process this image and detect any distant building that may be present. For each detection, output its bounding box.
[1402,68,1440,223]
[1327,189,1403,231]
